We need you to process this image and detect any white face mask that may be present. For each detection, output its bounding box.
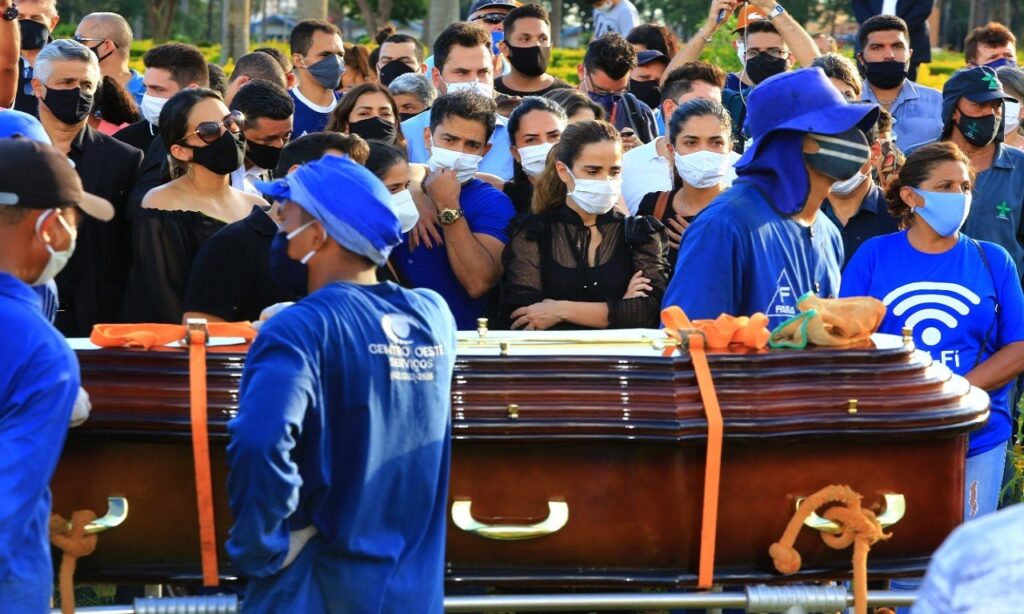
[517,142,554,178]
[32,210,76,286]
[140,93,168,127]
[389,189,420,233]
[736,42,746,67]
[674,150,729,189]
[830,170,869,196]
[428,142,483,183]
[1004,99,1021,136]
[444,79,494,99]
[567,169,621,215]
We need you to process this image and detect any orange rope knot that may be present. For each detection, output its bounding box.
[661,306,770,350]
[49,510,99,614]
[770,484,891,614]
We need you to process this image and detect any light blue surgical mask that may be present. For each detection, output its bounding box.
[913,189,972,237]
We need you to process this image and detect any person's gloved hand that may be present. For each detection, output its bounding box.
[252,301,295,331]
[70,387,91,428]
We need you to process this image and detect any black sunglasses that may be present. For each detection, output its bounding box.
[472,12,506,25]
[180,111,244,146]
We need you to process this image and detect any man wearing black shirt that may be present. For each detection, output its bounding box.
[494,3,572,97]
[31,39,143,335]
[182,133,364,323]
[819,110,898,268]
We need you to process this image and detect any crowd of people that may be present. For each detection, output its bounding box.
[1,0,1024,610]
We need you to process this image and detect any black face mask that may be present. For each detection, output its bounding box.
[268,232,308,299]
[399,111,421,122]
[379,60,415,87]
[87,41,115,64]
[745,53,787,85]
[245,139,283,171]
[506,44,550,77]
[19,19,50,51]
[349,116,398,143]
[956,111,999,148]
[43,87,94,125]
[629,78,662,110]
[803,127,871,181]
[863,60,907,90]
[187,130,245,176]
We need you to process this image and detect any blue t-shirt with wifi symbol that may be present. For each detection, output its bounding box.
[841,230,1024,456]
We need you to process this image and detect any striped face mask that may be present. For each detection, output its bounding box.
[803,127,871,182]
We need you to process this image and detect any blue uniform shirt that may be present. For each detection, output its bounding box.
[841,232,1024,456]
[661,182,844,329]
[289,88,338,137]
[0,272,79,610]
[401,110,515,180]
[126,69,146,106]
[862,80,943,151]
[227,281,457,613]
[391,178,515,329]
[820,183,901,268]
[961,144,1024,277]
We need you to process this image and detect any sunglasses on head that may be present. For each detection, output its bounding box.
[472,12,506,24]
[180,111,244,146]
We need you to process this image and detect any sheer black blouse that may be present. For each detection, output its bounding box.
[121,209,228,324]
[500,205,669,329]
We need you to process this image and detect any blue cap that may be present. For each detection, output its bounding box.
[737,67,880,168]
[941,65,1016,129]
[637,50,668,66]
[254,155,402,266]
[0,110,52,144]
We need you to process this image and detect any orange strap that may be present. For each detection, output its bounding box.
[688,333,724,589]
[188,329,220,586]
[91,322,255,349]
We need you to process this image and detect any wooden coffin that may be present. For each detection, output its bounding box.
[54,330,988,587]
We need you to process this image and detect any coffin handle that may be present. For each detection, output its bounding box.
[796,493,905,535]
[451,499,568,540]
[73,496,129,534]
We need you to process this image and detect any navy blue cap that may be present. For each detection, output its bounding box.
[637,50,668,66]
[941,65,1016,128]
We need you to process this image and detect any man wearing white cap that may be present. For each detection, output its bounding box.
[226,155,457,613]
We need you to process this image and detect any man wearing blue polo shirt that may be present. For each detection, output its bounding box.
[288,19,344,137]
[401,22,514,180]
[0,139,115,610]
[858,15,943,152]
[942,66,1024,278]
[393,91,515,329]
[662,67,879,328]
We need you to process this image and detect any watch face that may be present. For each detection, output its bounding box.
[3,6,18,20]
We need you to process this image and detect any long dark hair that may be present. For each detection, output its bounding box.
[530,120,620,214]
[885,141,975,229]
[159,87,223,179]
[93,75,141,126]
[326,82,406,147]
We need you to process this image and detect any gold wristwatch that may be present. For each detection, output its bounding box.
[438,208,465,225]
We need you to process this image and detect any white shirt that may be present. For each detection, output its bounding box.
[880,0,899,16]
[231,165,266,195]
[621,137,740,215]
[593,0,641,38]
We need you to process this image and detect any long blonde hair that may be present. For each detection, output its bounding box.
[530,119,621,214]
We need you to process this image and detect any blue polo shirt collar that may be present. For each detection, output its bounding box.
[0,272,40,309]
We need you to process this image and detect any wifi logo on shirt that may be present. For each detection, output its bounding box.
[882,282,981,347]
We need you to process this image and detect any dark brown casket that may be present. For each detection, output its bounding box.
[54,330,988,587]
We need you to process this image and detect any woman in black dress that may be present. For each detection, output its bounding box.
[500,120,668,330]
[502,96,568,215]
[637,98,733,271]
[121,88,258,323]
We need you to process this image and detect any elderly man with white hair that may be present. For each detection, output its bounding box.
[31,38,143,336]
[74,11,145,105]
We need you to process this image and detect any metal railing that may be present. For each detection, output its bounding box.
[51,586,916,613]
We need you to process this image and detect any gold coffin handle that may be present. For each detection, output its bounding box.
[72,496,129,534]
[796,493,905,535]
[451,499,569,540]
